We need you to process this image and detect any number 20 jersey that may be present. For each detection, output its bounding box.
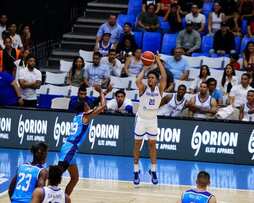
[11,163,44,203]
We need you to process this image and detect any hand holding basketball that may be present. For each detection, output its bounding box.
[141,51,155,66]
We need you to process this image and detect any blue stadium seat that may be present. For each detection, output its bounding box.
[202,2,213,18]
[158,17,170,33]
[191,52,209,57]
[133,31,143,48]
[142,32,162,53]
[117,14,136,27]
[161,34,177,55]
[240,37,254,53]
[234,36,241,54]
[128,0,142,17]
[241,18,248,35]
[38,95,62,109]
[201,35,214,53]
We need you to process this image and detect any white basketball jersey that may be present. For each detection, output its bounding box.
[42,186,65,203]
[243,103,254,121]
[194,94,212,119]
[165,93,186,117]
[137,85,162,119]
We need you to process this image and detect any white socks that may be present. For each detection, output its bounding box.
[151,164,156,172]
[134,164,139,172]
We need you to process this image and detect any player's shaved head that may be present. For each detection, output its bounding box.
[196,171,210,188]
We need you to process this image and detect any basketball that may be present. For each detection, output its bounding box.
[141,51,155,66]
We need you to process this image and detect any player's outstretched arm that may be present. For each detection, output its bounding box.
[37,169,48,187]
[8,175,17,199]
[155,55,167,95]
[136,68,146,95]
[31,188,43,203]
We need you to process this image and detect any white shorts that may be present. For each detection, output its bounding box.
[134,116,158,140]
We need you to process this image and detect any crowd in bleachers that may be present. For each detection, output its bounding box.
[1,0,254,121]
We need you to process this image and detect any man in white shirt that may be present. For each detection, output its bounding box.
[0,14,7,41]
[8,23,23,49]
[185,4,206,33]
[18,54,42,107]
[101,49,122,77]
[107,89,133,114]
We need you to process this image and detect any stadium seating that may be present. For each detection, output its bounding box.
[45,72,67,85]
[201,35,213,53]
[183,55,203,68]
[240,37,254,53]
[36,85,49,95]
[51,97,71,110]
[159,17,170,33]
[202,56,224,69]
[134,31,143,48]
[117,14,136,27]
[127,0,142,17]
[142,32,162,53]
[79,50,93,62]
[241,18,248,35]
[161,34,177,55]
[234,36,241,54]
[48,85,70,96]
[202,2,213,18]
[60,60,72,72]
[110,76,130,89]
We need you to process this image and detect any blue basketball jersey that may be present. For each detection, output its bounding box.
[11,163,44,203]
[182,189,213,203]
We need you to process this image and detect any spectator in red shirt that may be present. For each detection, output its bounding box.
[229,53,240,70]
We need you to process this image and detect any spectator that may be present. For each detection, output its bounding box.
[96,14,123,46]
[159,0,172,16]
[185,4,206,33]
[225,12,241,36]
[211,22,236,55]
[116,35,137,63]
[137,4,160,32]
[158,84,188,116]
[123,48,143,77]
[84,52,110,88]
[176,22,201,55]
[95,32,114,57]
[239,90,254,121]
[208,2,225,35]
[142,0,160,14]
[229,53,240,70]
[0,14,7,41]
[164,47,189,80]
[119,23,136,46]
[164,3,182,33]
[101,49,122,77]
[238,0,254,20]
[67,56,85,87]
[18,54,42,107]
[0,36,21,75]
[8,23,23,49]
[207,77,223,106]
[189,82,217,119]
[0,71,23,106]
[218,0,237,16]
[190,65,211,93]
[247,12,254,37]
[0,30,9,49]
[15,49,30,80]
[106,89,133,114]
[177,0,203,15]
[221,64,238,96]
[20,25,32,50]
[243,41,254,72]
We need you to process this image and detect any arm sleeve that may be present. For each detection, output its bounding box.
[18,69,25,80]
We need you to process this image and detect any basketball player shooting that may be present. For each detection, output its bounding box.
[58,86,106,195]
[133,52,167,185]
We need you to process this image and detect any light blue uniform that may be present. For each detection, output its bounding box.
[182,189,213,203]
[59,113,90,165]
[11,163,44,203]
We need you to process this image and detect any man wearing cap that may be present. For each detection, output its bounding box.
[185,4,206,33]
[176,21,201,55]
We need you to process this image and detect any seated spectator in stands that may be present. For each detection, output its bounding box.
[0,14,7,41]
[8,23,23,49]
[142,0,161,14]
[67,56,85,87]
[116,35,137,63]
[176,22,201,55]
[15,49,30,80]
[189,82,217,119]
[0,30,9,49]
[159,0,171,16]
[229,53,240,70]
[20,25,32,50]
[119,23,135,42]
[190,65,211,93]
[164,67,174,92]
[218,0,237,17]
[158,84,188,116]
[243,41,254,72]
[101,49,122,77]
[164,47,189,80]
[0,36,21,75]
[18,54,42,107]
[207,77,223,106]
[96,14,123,46]
[164,3,182,33]
[210,22,236,55]
[208,2,225,35]
[247,13,254,37]
[185,4,206,33]
[220,64,238,97]
[0,71,23,106]
[238,0,254,20]
[106,89,133,114]
[239,90,254,121]
[83,52,110,88]
[137,4,160,32]
[95,32,114,57]
[123,48,143,77]
[225,11,241,36]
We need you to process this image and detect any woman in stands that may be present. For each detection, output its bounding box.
[208,2,225,35]
[163,3,182,33]
[123,48,143,77]
[67,56,85,87]
[220,64,238,100]
[94,32,114,57]
[243,41,254,72]
[190,65,210,93]
[116,35,137,63]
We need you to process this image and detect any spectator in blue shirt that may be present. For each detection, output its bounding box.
[0,71,23,106]
[96,14,123,46]
[164,47,189,80]
[207,77,223,106]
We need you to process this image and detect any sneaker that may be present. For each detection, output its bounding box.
[149,169,158,185]
[133,171,140,185]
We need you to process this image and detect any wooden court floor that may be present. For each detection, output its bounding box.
[2,178,254,203]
